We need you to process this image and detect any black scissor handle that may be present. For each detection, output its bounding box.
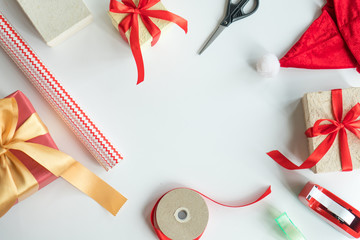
[220,0,260,27]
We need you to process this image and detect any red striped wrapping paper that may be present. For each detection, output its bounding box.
[0,12,122,171]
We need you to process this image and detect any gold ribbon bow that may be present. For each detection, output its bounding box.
[0,98,126,217]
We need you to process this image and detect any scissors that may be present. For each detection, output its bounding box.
[199,0,260,55]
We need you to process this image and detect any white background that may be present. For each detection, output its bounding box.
[1,0,360,239]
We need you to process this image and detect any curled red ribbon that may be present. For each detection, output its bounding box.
[150,186,271,240]
[268,89,360,171]
[109,0,188,84]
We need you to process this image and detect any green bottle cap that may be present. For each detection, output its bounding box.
[275,212,306,240]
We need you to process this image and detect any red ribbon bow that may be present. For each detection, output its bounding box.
[109,0,188,84]
[268,89,360,171]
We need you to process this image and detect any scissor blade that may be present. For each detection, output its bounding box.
[198,25,226,55]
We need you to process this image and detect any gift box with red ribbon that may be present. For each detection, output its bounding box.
[268,88,360,173]
[108,0,188,85]
[0,91,127,218]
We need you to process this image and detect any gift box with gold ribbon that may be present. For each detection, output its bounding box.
[0,91,127,217]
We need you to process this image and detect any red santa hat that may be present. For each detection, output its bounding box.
[257,0,360,77]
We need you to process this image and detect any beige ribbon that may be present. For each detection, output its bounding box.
[0,98,127,217]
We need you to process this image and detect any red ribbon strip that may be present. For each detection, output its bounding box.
[150,186,272,240]
[268,89,360,171]
[109,0,188,84]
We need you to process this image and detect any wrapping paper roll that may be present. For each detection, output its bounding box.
[0,12,122,170]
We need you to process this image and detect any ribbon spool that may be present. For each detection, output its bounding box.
[155,189,209,240]
[151,187,271,240]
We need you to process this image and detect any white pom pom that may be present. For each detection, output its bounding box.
[256,54,280,78]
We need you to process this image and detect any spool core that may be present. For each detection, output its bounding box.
[174,207,191,223]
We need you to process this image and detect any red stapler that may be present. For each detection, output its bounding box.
[299,182,360,238]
